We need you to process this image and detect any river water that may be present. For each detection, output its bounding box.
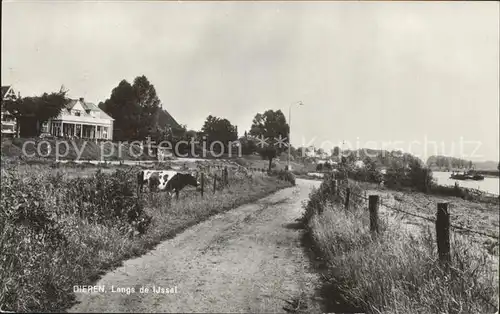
[306,171,499,195]
[432,171,499,195]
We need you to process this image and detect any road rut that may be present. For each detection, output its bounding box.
[69,179,322,313]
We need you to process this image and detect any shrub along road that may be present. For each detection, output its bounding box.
[68,179,322,313]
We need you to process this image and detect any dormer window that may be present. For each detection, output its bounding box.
[74,110,81,116]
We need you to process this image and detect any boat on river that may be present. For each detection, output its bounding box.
[450,170,484,181]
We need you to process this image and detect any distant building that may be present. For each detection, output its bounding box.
[354,160,365,168]
[157,146,173,161]
[44,97,114,140]
[1,85,18,136]
[317,159,337,165]
[305,148,316,158]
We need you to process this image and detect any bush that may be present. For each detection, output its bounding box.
[234,158,250,168]
[1,168,151,237]
[382,159,433,193]
[63,170,150,231]
[348,167,383,184]
[1,163,291,312]
[270,169,296,186]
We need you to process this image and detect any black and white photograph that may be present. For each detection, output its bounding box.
[1,1,499,313]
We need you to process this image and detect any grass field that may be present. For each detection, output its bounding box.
[351,181,500,246]
[0,161,292,312]
[234,156,316,174]
[1,137,157,161]
[301,177,499,314]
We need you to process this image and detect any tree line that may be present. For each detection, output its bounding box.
[1,75,292,169]
[426,155,474,170]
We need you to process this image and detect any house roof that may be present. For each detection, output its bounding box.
[65,99,99,111]
[63,98,114,120]
[99,110,114,120]
[65,99,78,109]
[158,107,181,129]
[82,102,100,111]
[1,86,12,99]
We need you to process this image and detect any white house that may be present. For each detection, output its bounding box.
[43,97,114,140]
[1,85,18,136]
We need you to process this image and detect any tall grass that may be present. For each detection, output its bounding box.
[301,176,499,313]
[0,163,291,312]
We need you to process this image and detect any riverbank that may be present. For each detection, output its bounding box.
[301,177,499,313]
[429,167,500,178]
[433,171,499,196]
[299,171,499,200]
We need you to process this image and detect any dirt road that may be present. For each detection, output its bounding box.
[68,179,322,313]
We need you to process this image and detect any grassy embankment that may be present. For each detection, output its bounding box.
[300,175,499,314]
[234,156,316,175]
[0,161,293,313]
[1,137,156,161]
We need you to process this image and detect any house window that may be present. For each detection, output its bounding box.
[74,110,81,116]
[41,122,49,133]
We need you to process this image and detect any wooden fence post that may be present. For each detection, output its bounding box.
[369,195,380,234]
[436,202,451,268]
[201,173,204,197]
[345,187,351,210]
[213,174,217,193]
[331,179,337,196]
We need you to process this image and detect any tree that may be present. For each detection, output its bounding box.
[332,146,340,157]
[345,151,356,164]
[239,136,258,155]
[99,75,162,141]
[249,109,289,171]
[99,80,140,140]
[364,156,377,172]
[133,76,161,140]
[201,115,238,155]
[377,151,390,167]
[407,156,434,193]
[316,148,325,158]
[3,90,67,137]
[296,146,307,158]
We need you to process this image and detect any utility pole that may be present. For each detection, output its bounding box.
[288,101,304,170]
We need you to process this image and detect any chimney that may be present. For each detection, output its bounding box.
[79,97,84,102]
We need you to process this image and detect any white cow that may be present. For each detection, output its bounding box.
[137,170,200,196]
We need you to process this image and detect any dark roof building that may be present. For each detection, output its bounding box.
[1,85,17,100]
[158,107,181,130]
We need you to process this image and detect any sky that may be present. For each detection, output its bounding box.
[2,1,499,162]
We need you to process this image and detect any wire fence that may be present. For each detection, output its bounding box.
[313,176,500,271]
[135,164,284,200]
[333,181,499,240]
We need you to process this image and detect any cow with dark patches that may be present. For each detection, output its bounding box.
[137,170,200,197]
